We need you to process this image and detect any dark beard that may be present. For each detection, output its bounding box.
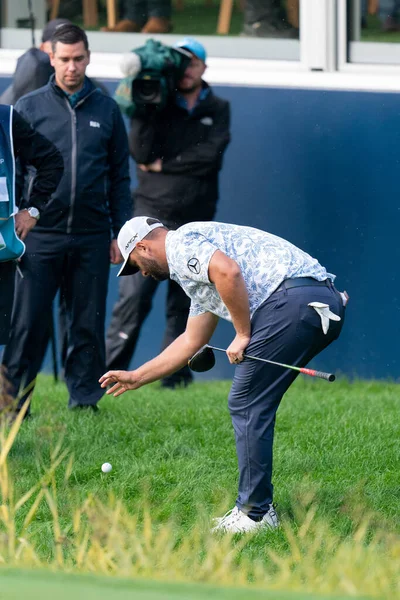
[142,258,169,281]
[177,81,201,94]
[177,84,196,94]
[151,271,169,281]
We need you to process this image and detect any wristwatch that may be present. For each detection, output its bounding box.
[27,207,40,220]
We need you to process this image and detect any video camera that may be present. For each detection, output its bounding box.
[114,39,192,118]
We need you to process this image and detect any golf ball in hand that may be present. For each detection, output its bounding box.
[101,462,112,473]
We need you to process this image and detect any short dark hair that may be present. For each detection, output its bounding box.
[51,23,89,53]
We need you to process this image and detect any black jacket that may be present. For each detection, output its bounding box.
[0,48,53,106]
[12,108,64,212]
[15,76,131,237]
[129,84,230,226]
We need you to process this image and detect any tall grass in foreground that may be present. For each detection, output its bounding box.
[0,409,399,599]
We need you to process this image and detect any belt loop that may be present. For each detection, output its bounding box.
[283,279,288,295]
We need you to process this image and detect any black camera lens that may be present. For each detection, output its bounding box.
[140,80,158,101]
[132,78,161,104]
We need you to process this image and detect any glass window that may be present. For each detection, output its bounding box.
[0,0,300,61]
[347,0,400,64]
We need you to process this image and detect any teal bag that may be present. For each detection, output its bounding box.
[114,39,190,118]
[114,76,138,118]
[0,105,25,262]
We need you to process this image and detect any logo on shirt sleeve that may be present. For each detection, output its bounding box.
[187,257,200,274]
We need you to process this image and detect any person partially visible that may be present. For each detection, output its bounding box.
[2,24,131,416]
[0,18,70,106]
[0,104,63,360]
[360,0,400,32]
[105,37,230,389]
[101,0,171,32]
[242,0,298,38]
[100,217,347,534]
[379,0,400,32]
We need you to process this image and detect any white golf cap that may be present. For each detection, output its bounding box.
[117,216,164,276]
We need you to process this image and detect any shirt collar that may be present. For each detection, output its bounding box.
[175,84,210,114]
[62,77,92,108]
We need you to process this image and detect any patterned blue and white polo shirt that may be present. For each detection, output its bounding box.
[165,222,335,321]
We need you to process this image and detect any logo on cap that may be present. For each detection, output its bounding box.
[125,233,138,251]
[187,258,200,274]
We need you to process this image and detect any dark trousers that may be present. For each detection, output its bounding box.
[245,0,282,25]
[0,261,16,345]
[2,231,110,411]
[123,0,171,23]
[106,273,192,383]
[379,0,400,21]
[228,282,345,519]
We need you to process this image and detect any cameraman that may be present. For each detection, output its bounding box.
[106,37,231,388]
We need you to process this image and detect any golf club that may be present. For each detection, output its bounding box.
[188,345,336,382]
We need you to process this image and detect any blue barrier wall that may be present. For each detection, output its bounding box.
[1,76,398,380]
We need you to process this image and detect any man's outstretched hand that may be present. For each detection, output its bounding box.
[99,370,142,397]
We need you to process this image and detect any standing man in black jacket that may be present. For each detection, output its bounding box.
[2,24,131,414]
[106,37,230,388]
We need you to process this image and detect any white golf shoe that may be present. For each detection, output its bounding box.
[211,504,279,534]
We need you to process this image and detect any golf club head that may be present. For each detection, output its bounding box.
[188,345,216,373]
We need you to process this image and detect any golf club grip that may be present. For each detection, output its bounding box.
[300,368,336,382]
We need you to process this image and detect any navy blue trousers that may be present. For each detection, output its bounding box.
[2,230,110,410]
[228,282,345,519]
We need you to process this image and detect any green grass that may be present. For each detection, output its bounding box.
[81,0,244,36]
[2,375,400,597]
[169,1,243,36]
[7,376,400,538]
[59,1,400,40]
[0,568,362,600]
[361,14,400,43]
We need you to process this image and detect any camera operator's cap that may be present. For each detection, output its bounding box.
[42,18,71,42]
[174,37,207,62]
[117,216,164,277]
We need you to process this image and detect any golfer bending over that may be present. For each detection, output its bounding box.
[100,217,347,533]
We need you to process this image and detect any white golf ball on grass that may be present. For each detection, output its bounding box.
[101,462,112,473]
